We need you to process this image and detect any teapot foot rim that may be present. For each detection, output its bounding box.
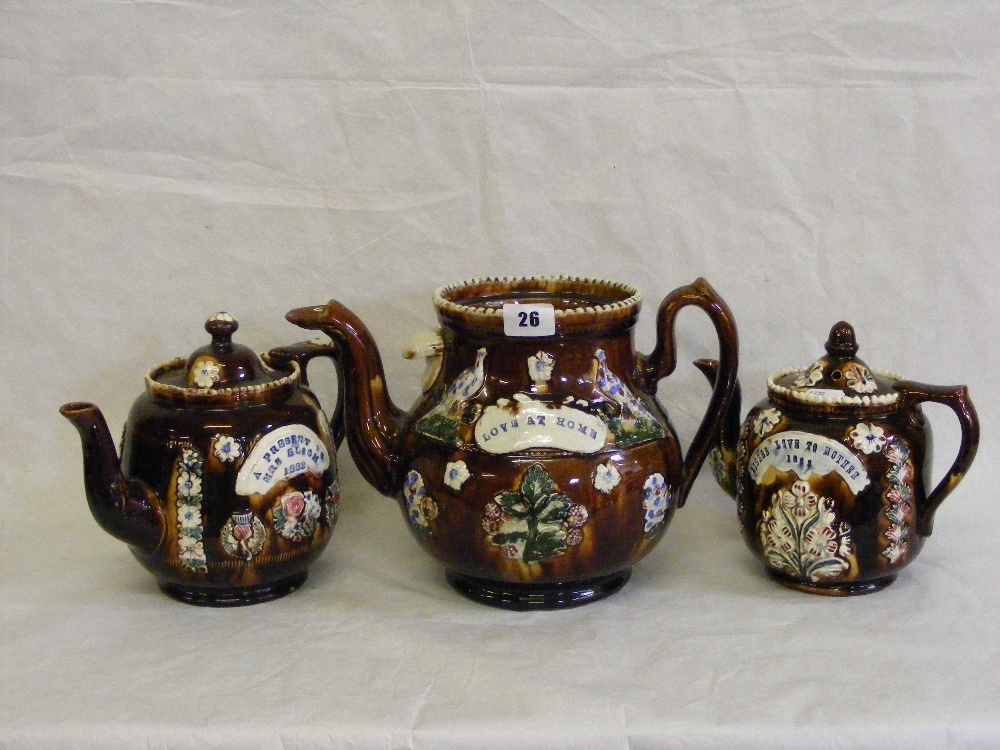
[766,569,896,597]
[445,569,631,610]
[157,571,308,607]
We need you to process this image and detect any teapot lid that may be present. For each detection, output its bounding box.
[767,321,903,409]
[146,313,299,407]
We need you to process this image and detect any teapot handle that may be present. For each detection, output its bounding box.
[893,381,979,536]
[266,339,346,449]
[644,278,739,507]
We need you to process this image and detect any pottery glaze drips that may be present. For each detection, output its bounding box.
[61,314,344,606]
[286,276,739,609]
[703,321,979,595]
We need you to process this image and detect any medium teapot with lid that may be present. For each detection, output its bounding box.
[701,321,979,595]
[285,276,739,609]
[61,313,343,606]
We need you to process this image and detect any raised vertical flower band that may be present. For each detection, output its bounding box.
[882,443,914,564]
[176,449,207,572]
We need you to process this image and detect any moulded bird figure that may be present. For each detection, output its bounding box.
[594,348,656,423]
[441,347,488,415]
[411,347,488,446]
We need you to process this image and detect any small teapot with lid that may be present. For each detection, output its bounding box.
[701,321,979,595]
[61,313,343,606]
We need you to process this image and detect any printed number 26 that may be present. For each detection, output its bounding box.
[518,311,540,328]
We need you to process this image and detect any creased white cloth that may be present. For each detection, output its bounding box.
[2,2,999,748]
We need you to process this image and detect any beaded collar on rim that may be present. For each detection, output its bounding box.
[766,366,904,408]
[146,357,300,407]
[433,276,642,325]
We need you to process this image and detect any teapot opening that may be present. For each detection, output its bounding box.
[459,289,623,311]
[434,277,642,335]
[440,276,637,310]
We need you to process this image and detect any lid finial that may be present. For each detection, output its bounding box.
[181,311,275,390]
[206,312,238,352]
[825,321,859,359]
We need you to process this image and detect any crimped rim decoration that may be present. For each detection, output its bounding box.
[146,357,300,407]
[767,367,906,408]
[433,276,642,331]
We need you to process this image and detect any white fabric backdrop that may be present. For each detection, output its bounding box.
[2,2,998,748]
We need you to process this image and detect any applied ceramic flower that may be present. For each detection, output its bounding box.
[850,423,887,454]
[404,471,438,531]
[177,471,202,498]
[642,473,673,535]
[178,505,202,528]
[593,462,621,493]
[212,434,242,463]
[843,362,877,393]
[794,363,823,387]
[192,358,220,389]
[444,461,471,490]
[752,408,781,437]
[527,351,555,384]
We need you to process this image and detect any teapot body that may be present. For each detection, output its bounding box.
[735,395,929,595]
[290,277,739,609]
[122,375,340,605]
[395,327,683,604]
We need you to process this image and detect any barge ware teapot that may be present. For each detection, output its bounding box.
[61,313,344,606]
[286,276,739,609]
[699,321,979,595]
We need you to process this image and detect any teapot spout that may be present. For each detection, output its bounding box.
[286,302,405,496]
[59,403,164,552]
[693,359,741,499]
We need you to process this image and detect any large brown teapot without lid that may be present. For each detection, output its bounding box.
[286,276,739,609]
[701,321,979,595]
[61,313,344,606]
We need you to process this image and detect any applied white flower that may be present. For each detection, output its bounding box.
[593,462,621,493]
[850,423,887,454]
[444,461,470,490]
[753,408,782,437]
[212,434,242,463]
[527,351,555,383]
[192,357,221,389]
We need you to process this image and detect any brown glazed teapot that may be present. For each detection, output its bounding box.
[61,314,343,606]
[286,277,738,609]
[701,321,979,595]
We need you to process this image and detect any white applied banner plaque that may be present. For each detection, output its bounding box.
[475,399,607,454]
[748,430,870,494]
[235,424,330,496]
